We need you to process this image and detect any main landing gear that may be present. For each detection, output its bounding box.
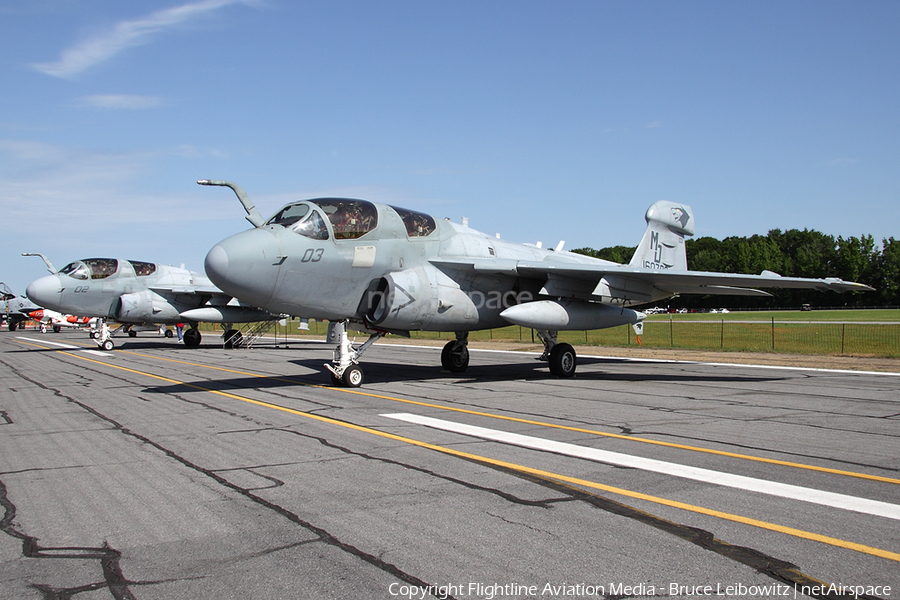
[325,320,385,387]
[440,332,469,373]
[537,329,577,378]
[323,323,577,387]
[182,326,202,347]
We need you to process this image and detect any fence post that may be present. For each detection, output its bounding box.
[841,323,845,354]
[720,320,724,349]
[669,314,674,346]
[771,317,775,350]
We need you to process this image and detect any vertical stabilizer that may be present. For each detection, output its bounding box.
[629,201,694,270]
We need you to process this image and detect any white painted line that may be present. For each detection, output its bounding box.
[82,350,113,357]
[17,337,80,349]
[378,342,900,377]
[382,412,900,521]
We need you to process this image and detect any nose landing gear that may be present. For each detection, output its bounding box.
[325,320,385,387]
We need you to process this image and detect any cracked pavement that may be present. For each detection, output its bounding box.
[1,332,897,599]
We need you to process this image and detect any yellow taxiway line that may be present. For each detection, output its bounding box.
[114,347,900,487]
[17,339,899,564]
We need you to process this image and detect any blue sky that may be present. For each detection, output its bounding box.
[1,0,898,293]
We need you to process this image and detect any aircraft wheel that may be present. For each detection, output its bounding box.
[164,329,174,338]
[53,325,61,333]
[90,331,99,339]
[441,340,469,372]
[101,340,115,351]
[128,330,137,337]
[549,343,576,377]
[183,328,201,347]
[224,329,242,349]
[329,371,343,387]
[342,365,364,387]
[8,322,17,332]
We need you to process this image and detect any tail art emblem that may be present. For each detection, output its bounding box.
[672,206,690,229]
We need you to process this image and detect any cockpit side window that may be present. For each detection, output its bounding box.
[291,210,329,240]
[60,261,89,280]
[311,199,377,240]
[390,206,436,237]
[82,258,118,280]
[128,260,157,276]
[266,203,310,227]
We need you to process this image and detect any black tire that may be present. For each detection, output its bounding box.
[342,365,364,387]
[164,329,174,338]
[183,328,201,347]
[441,340,469,373]
[128,330,137,337]
[101,339,114,351]
[549,343,576,377]
[8,322,17,332]
[329,371,343,387]
[53,325,61,333]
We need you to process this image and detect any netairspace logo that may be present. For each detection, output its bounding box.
[387,581,894,599]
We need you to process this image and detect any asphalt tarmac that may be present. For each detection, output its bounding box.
[1,330,898,599]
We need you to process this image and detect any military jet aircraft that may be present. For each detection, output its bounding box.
[28,308,96,333]
[1,282,40,331]
[199,180,874,387]
[25,255,272,350]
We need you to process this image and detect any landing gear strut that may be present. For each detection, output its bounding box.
[441,332,469,372]
[91,319,115,351]
[537,329,576,377]
[325,320,385,387]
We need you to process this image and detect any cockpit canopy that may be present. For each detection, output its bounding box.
[59,258,119,280]
[265,199,436,240]
[266,199,378,240]
[390,206,436,237]
[129,260,157,276]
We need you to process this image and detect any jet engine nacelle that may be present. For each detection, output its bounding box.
[114,290,181,323]
[500,300,645,330]
[361,268,437,331]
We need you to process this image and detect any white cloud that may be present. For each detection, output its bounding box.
[77,94,168,109]
[0,139,222,224]
[32,0,259,78]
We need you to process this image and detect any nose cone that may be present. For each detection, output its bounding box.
[205,229,280,307]
[26,275,62,310]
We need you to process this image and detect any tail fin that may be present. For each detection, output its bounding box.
[629,201,694,270]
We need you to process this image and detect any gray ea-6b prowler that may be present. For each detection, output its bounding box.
[1,282,41,331]
[25,253,272,350]
[199,180,874,387]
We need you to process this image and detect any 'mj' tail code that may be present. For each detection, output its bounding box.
[629,200,694,271]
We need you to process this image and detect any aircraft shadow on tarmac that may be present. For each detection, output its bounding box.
[142,352,785,396]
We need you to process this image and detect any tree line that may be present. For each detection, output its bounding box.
[572,229,899,309]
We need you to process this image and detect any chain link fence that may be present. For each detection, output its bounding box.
[276,318,900,358]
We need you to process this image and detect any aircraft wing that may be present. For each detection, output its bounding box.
[430,258,874,303]
[147,284,226,296]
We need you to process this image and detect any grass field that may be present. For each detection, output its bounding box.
[644,308,900,323]
[209,309,900,358]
